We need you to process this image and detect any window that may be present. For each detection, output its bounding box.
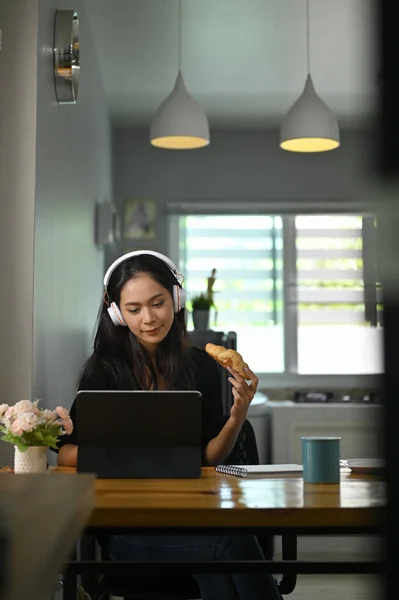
[169,212,383,375]
[177,215,284,373]
[295,215,383,374]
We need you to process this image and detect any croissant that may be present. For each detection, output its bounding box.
[205,343,250,380]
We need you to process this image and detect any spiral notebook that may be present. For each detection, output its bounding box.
[215,464,303,478]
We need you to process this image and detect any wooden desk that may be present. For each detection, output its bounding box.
[55,467,384,600]
[55,466,384,531]
[0,473,94,600]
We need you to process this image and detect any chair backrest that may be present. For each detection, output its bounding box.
[222,418,260,465]
[188,330,237,414]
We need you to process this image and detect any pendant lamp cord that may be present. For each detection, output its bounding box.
[178,0,182,73]
[306,0,310,75]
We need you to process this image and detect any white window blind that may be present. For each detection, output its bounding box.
[295,215,383,374]
[296,215,365,324]
[177,215,284,373]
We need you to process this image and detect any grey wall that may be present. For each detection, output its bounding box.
[0,0,112,466]
[112,128,375,256]
[33,0,112,415]
[0,0,39,466]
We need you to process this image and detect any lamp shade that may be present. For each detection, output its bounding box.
[150,71,210,150]
[280,75,340,152]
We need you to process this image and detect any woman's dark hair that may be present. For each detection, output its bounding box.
[78,254,194,391]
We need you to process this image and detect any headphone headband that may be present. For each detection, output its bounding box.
[103,250,180,289]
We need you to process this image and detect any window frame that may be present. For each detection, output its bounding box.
[167,203,382,389]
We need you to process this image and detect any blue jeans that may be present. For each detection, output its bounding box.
[101,534,282,600]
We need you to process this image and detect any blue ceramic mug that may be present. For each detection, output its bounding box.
[301,436,341,484]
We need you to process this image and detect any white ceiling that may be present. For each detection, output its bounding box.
[86,0,377,128]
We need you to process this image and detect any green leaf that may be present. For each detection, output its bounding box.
[43,436,57,445]
[15,441,29,452]
[34,431,44,442]
[46,441,58,450]
[48,425,61,438]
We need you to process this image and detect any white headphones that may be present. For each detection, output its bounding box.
[103,250,186,327]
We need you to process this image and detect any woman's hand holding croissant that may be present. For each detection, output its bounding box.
[227,365,259,426]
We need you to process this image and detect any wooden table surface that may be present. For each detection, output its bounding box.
[53,466,385,529]
[0,473,94,600]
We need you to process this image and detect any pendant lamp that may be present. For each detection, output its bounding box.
[280,0,340,153]
[150,0,210,150]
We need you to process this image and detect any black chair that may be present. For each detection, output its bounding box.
[80,419,297,599]
[222,417,259,465]
[188,330,237,415]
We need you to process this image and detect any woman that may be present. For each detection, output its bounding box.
[57,250,282,600]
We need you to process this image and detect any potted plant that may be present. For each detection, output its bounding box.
[0,399,73,473]
[190,269,218,330]
[191,293,212,330]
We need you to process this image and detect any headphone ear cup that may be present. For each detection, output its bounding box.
[173,285,186,313]
[107,302,127,327]
[179,287,186,310]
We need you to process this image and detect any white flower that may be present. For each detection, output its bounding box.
[18,412,39,432]
[61,416,73,435]
[11,419,23,436]
[14,400,35,415]
[0,404,9,419]
[3,406,15,427]
[42,409,57,424]
[55,406,69,419]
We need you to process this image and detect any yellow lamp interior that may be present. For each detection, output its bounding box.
[280,137,340,153]
[151,136,209,150]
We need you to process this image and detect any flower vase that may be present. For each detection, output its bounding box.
[14,446,48,474]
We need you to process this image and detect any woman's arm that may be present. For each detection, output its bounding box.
[57,444,78,467]
[204,416,243,465]
[204,365,259,466]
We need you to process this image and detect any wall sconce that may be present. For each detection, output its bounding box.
[95,203,121,247]
[53,10,80,104]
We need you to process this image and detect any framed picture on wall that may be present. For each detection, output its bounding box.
[123,198,157,240]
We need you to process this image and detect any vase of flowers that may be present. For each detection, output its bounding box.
[14,445,48,473]
[0,400,73,474]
